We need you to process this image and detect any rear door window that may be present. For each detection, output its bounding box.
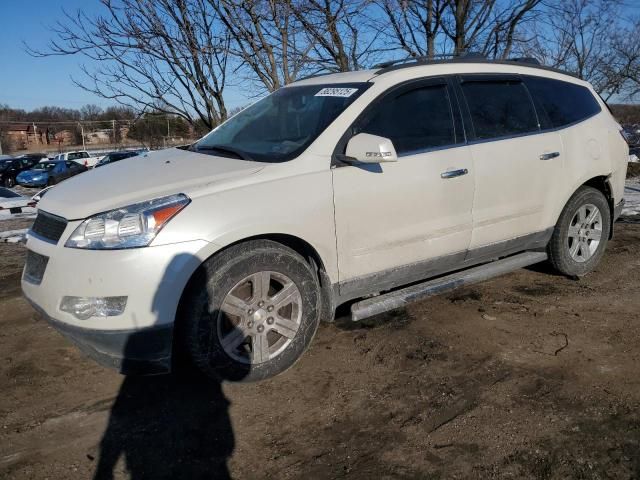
[357,82,456,155]
[524,76,601,128]
[461,78,539,140]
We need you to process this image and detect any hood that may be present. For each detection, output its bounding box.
[39,148,265,219]
[18,169,48,178]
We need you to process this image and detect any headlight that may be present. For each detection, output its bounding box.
[65,193,190,249]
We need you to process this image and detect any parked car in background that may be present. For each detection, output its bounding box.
[0,155,43,187]
[50,151,103,168]
[16,160,87,187]
[0,187,35,217]
[94,150,141,168]
[0,185,54,217]
[17,153,49,163]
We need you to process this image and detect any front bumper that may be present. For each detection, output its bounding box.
[27,297,173,374]
[17,178,47,187]
[22,231,210,374]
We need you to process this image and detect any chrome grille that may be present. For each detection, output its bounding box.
[23,250,49,285]
[31,211,68,244]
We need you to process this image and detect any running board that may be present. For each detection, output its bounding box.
[350,251,548,321]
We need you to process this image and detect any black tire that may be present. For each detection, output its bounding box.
[4,176,15,188]
[180,240,322,382]
[548,186,611,277]
[47,177,56,186]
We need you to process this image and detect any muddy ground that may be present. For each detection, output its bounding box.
[1,223,639,479]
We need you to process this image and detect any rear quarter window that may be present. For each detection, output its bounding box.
[461,79,539,140]
[524,77,601,129]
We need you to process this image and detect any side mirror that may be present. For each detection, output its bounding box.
[343,133,398,164]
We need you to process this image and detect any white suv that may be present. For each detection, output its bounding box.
[22,58,628,381]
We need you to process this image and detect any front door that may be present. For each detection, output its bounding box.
[332,78,475,297]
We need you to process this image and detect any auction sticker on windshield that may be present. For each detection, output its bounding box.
[315,87,359,97]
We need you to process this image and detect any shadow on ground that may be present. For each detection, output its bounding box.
[93,371,235,480]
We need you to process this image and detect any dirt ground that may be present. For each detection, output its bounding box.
[1,223,639,479]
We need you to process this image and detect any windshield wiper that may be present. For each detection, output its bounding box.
[195,144,253,161]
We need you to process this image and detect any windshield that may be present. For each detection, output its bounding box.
[34,162,59,171]
[194,83,370,162]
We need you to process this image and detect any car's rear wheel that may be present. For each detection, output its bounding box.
[548,186,611,277]
[181,240,321,382]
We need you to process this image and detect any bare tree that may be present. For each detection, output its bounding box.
[80,104,103,121]
[375,0,542,60]
[292,0,374,72]
[441,0,542,58]
[372,0,447,59]
[211,0,311,92]
[522,0,640,100]
[28,0,231,128]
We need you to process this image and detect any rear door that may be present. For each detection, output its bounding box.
[332,78,475,296]
[457,75,564,256]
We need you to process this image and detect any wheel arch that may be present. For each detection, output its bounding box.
[220,234,337,322]
[581,175,615,239]
[555,174,615,240]
[171,232,337,369]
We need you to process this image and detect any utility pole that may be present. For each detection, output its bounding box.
[112,119,116,146]
[78,122,86,150]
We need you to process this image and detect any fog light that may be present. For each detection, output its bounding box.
[60,296,127,320]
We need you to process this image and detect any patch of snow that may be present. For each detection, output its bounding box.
[630,154,639,163]
[0,228,28,244]
[0,208,37,220]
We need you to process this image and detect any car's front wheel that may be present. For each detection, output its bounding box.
[4,176,15,188]
[181,240,322,382]
[548,186,611,277]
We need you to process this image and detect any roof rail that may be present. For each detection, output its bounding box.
[373,54,576,78]
[509,57,541,65]
[374,51,486,70]
[296,70,337,82]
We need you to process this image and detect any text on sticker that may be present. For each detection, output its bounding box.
[315,88,358,98]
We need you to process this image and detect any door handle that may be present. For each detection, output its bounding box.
[441,168,468,179]
[539,151,560,160]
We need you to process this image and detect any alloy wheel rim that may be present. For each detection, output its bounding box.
[567,203,602,263]
[217,271,302,365]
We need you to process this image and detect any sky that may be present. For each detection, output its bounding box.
[1,1,639,113]
[0,0,250,112]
